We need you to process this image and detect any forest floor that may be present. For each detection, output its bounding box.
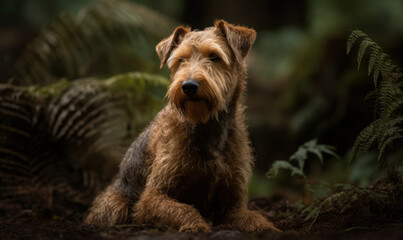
[2,194,403,240]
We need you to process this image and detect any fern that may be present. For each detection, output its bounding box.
[267,160,305,178]
[266,139,340,224]
[302,181,393,227]
[1,0,173,211]
[347,30,402,87]
[266,139,339,179]
[347,30,403,164]
[0,72,168,208]
[10,0,178,85]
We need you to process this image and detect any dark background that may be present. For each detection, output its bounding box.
[1,0,402,196]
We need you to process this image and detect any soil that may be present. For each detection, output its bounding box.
[2,194,403,240]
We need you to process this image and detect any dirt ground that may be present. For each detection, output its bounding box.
[2,216,403,240]
[2,221,403,240]
[2,195,403,240]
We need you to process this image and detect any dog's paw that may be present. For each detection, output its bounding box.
[244,218,282,232]
[232,210,282,233]
[179,222,212,233]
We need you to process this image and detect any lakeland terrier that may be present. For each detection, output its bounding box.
[85,20,280,233]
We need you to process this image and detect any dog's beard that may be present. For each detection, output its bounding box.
[183,100,211,123]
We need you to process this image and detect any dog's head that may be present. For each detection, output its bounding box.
[156,20,256,123]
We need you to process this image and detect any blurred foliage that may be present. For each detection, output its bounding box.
[10,0,177,85]
[0,73,168,208]
[248,0,403,136]
[0,0,172,210]
[261,29,403,232]
[309,0,403,35]
[248,0,403,202]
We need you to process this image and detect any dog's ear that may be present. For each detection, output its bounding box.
[214,20,256,63]
[156,26,191,68]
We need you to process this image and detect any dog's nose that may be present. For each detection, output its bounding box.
[181,80,199,97]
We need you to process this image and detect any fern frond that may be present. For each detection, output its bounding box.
[0,71,168,208]
[346,29,367,55]
[266,160,305,178]
[347,30,402,165]
[317,145,339,159]
[378,80,402,118]
[378,132,403,161]
[381,58,401,78]
[11,0,178,85]
[347,30,402,88]
[383,98,403,119]
[368,47,380,76]
[291,139,339,166]
[377,121,401,151]
[351,116,403,163]
[268,139,338,180]
[349,120,378,164]
[357,38,376,70]
[0,85,40,205]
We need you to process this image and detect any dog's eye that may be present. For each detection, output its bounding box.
[209,53,221,62]
[178,58,185,63]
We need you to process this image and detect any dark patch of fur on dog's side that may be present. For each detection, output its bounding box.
[113,128,152,202]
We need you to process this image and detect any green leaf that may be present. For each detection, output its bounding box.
[266,160,305,179]
[318,145,340,159]
[308,148,324,164]
[357,39,375,70]
[346,29,367,55]
[347,30,403,166]
[290,148,308,170]
[368,47,380,76]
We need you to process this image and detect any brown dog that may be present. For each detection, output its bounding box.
[85,20,280,233]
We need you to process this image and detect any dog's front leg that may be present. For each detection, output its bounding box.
[216,178,282,232]
[133,189,211,233]
[224,207,282,232]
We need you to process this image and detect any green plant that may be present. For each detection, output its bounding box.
[0,72,168,207]
[266,139,339,179]
[0,0,175,209]
[299,175,403,231]
[293,30,403,231]
[347,30,403,163]
[10,0,178,86]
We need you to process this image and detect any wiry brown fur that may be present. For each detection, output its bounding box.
[85,20,281,233]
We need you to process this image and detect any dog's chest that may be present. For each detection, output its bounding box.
[167,116,233,216]
[188,118,229,155]
[169,155,231,217]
